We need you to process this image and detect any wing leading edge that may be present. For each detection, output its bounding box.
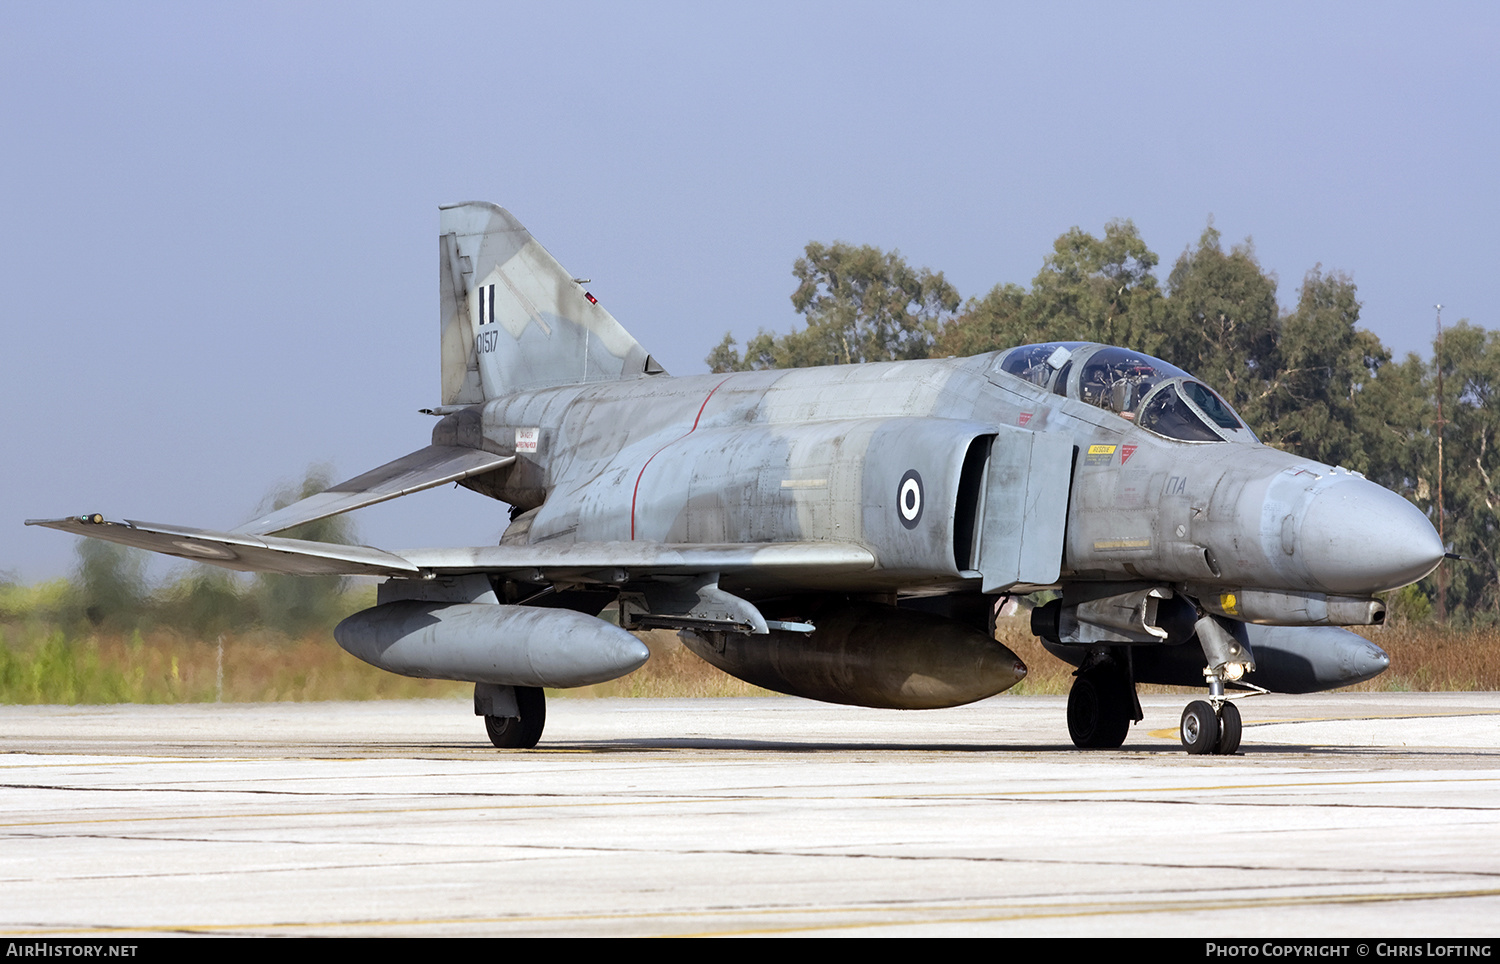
[24,515,876,584]
[24,516,421,577]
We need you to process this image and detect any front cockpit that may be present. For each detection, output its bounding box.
[997,343,1256,443]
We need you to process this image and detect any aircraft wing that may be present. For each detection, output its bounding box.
[24,514,875,583]
[398,542,877,581]
[232,444,515,536]
[24,516,422,577]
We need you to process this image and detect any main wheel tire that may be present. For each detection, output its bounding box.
[1180,700,1219,755]
[1215,700,1242,756]
[1067,668,1130,748]
[484,686,546,749]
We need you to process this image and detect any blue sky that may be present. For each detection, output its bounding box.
[4,2,1497,581]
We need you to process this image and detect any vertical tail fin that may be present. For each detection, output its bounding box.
[439,202,664,405]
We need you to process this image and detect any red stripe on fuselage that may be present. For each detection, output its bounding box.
[630,377,732,540]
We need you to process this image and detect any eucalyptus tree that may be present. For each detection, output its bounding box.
[709,243,958,371]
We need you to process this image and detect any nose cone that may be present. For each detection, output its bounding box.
[1296,477,1444,594]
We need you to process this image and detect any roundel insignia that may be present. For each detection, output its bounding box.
[170,539,236,560]
[897,469,923,529]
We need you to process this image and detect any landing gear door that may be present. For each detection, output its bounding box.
[978,427,1073,592]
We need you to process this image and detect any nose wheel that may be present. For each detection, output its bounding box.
[1180,698,1241,755]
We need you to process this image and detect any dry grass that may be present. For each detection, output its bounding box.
[558,630,774,698]
[0,624,769,704]
[993,615,1500,696]
[0,624,472,704]
[994,618,1081,696]
[1346,623,1500,692]
[2,617,1496,705]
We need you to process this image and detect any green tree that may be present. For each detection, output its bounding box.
[158,569,249,638]
[1430,321,1500,622]
[251,466,358,636]
[1357,351,1434,499]
[936,220,1164,359]
[709,243,958,371]
[74,538,147,628]
[1260,268,1390,469]
[1359,350,1442,624]
[1024,220,1165,351]
[933,283,1034,359]
[1155,225,1281,426]
[707,330,778,373]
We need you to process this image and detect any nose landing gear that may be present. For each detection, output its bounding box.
[1180,698,1241,755]
[1180,613,1255,755]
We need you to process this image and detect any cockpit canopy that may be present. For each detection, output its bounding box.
[997,343,1256,443]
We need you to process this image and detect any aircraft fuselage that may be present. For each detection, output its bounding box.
[437,348,1438,612]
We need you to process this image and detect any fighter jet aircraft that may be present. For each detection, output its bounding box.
[29,202,1446,754]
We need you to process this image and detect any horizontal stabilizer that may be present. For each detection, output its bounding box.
[24,516,421,578]
[233,445,514,536]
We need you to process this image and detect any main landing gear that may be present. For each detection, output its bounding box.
[476,683,547,749]
[1066,660,1137,749]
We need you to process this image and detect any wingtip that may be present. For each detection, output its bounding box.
[25,513,110,528]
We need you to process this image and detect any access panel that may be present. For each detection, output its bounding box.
[977,427,1073,592]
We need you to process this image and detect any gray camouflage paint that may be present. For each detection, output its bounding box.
[29,202,1446,716]
[432,336,1439,605]
[439,201,658,405]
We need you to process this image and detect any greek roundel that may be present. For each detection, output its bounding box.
[898,470,924,529]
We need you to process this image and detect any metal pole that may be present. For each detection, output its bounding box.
[1434,305,1446,624]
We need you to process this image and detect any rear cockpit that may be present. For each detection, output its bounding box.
[997,343,1257,443]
